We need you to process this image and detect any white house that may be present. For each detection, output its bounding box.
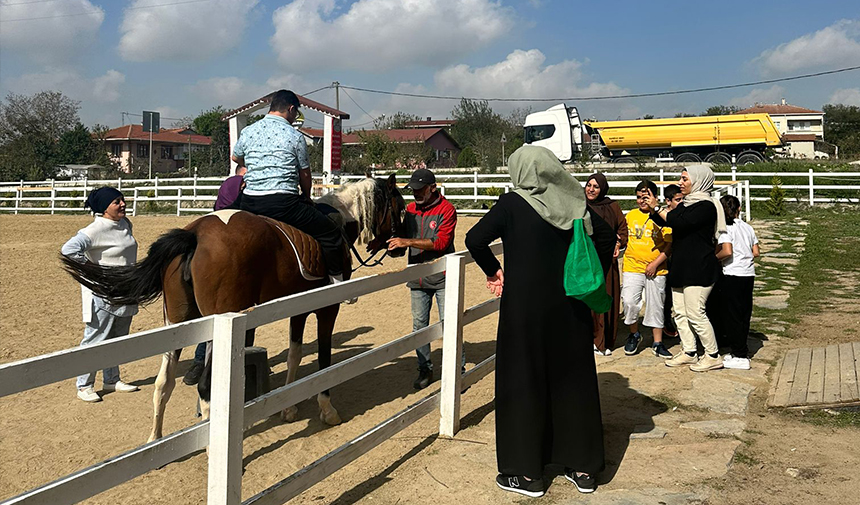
[736,99,833,158]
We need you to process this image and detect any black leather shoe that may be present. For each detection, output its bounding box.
[183,362,204,386]
[413,368,433,390]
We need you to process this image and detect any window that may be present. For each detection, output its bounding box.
[788,120,811,131]
[524,124,556,143]
[161,146,173,159]
[136,144,148,158]
[111,144,122,157]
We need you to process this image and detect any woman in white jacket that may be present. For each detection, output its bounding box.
[62,187,140,403]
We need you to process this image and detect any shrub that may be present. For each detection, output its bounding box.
[765,176,787,216]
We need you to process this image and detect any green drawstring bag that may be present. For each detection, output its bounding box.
[564,219,612,313]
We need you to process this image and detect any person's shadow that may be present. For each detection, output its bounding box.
[594,371,668,485]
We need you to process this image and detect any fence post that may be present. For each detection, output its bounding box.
[208,313,247,505]
[14,187,21,215]
[731,155,737,177]
[439,253,466,438]
[659,167,665,199]
[132,188,138,217]
[51,187,56,214]
[194,174,198,198]
[177,188,182,217]
[155,177,159,199]
[745,180,751,221]
[473,171,478,202]
[83,176,88,203]
[808,168,814,206]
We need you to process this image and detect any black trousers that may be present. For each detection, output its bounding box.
[241,193,344,276]
[711,274,754,358]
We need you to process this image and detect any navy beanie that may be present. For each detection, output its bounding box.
[86,187,124,214]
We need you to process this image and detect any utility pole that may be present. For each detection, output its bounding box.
[332,81,340,111]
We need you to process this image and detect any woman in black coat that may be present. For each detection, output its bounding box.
[465,146,611,498]
[642,165,727,372]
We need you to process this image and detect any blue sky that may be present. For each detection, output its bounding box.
[1,0,859,130]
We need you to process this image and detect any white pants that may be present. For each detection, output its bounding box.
[621,272,667,328]
[672,285,717,355]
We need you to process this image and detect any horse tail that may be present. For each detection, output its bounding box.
[60,228,198,307]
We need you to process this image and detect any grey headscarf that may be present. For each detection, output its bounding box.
[682,164,727,240]
[509,145,592,233]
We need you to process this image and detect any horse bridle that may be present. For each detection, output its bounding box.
[349,184,398,272]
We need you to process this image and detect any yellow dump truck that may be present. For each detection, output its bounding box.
[524,103,784,164]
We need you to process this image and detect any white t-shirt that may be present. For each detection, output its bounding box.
[717,220,758,277]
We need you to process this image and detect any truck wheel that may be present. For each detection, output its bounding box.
[674,153,701,163]
[705,152,731,165]
[736,152,764,165]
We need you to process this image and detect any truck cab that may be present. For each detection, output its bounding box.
[523,103,584,162]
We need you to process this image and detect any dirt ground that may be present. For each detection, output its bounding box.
[2,214,860,505]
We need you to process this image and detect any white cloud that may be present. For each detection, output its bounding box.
[0,0,104,63]
[727,85,786,108]
[118,0,259,62]
[829,88,860,106]
[433,49,627,107]
[270,0,515,71]
[751,19,860,75]
[5,68,126,104]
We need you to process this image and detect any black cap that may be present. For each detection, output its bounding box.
[406,168,436,190]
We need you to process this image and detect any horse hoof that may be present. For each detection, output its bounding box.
[281,406,299,423]
[320,409,342,426]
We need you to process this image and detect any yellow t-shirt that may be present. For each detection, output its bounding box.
[623,209,672,275]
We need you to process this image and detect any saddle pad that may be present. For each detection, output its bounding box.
[262,217,327,281]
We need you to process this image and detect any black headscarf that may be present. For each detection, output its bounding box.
[86,187,123,214]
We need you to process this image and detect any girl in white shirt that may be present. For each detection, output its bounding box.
[61,187,140,402]
[714,195,760,370]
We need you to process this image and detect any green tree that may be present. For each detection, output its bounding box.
[766,176,787,216]
[674,112,697,118]
[358,131,399,167]
[57,123,96,164]
[373,111,420,129]
[0,90,81,180]
[822,104,860,158]
[702,105,741,116]
[457,146,477,167]
[449,99,522,172]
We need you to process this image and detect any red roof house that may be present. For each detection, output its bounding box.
[103,124,212,173]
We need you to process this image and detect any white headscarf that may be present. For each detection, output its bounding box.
[682,164,727,240]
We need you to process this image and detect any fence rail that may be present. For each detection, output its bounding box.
[0,243,503,505]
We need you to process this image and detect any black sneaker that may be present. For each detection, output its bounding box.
[413,368,433,390]
[183,362,204,386]
[496,474,545,498]
[624,332,642,355]
[564,469,595,493]
[652,342,672,359]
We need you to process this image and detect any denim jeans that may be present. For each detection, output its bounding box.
[193,342,207,364]
[77,309,132,389]
[411,288,465,372]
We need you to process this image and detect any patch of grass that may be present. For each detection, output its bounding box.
[651,394,682,410]
[788,409,860,429]
[733,451,761,466]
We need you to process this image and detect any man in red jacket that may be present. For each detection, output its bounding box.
[387,168,459,389]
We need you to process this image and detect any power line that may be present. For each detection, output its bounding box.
[340,87,376,121]
[339,65,860,103]
[301,85,331,97]
[1,0,210,22]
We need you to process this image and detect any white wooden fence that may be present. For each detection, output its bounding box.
[0,168,785,217]
[0,244,502,505]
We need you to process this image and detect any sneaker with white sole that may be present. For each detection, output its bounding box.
[564,469,596,493]
[723,356,751,370]
[103,381,139,393]
[624,332,642,355]
[495,474,545,498]
[690,354,724,372]
[652,342,673,359]
[665,351,698,367]
[77,386,102,402]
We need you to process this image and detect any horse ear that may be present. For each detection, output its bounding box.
[365,171,372,179]
[386,173,398,192]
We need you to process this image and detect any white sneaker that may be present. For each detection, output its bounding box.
[103,381,139,393]
[77,386,102,402]
[722,353,734,362]
[723,356,751,370]
[603,348,613,356]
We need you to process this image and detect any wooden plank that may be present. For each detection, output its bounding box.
[0,316,215,399]
[839,343,859,402]
[767,353,785,407]
[245,392,441,505]
[462,355,495,390]
[208,315,247,505]
[462,297,501,326]
[3,423,208,505]
[806,347,826,404]
[823,345,842,404]
[440,255,466,437]
[771,349,799,407]
[788,348,813,406]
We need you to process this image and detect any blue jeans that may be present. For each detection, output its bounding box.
[194,342,207,364]
[411,288,465,372]
[77,309,132,389]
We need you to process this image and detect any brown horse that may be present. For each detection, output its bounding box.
[62,175,405,442]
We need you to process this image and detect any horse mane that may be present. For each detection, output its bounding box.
[317,178,383,245]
